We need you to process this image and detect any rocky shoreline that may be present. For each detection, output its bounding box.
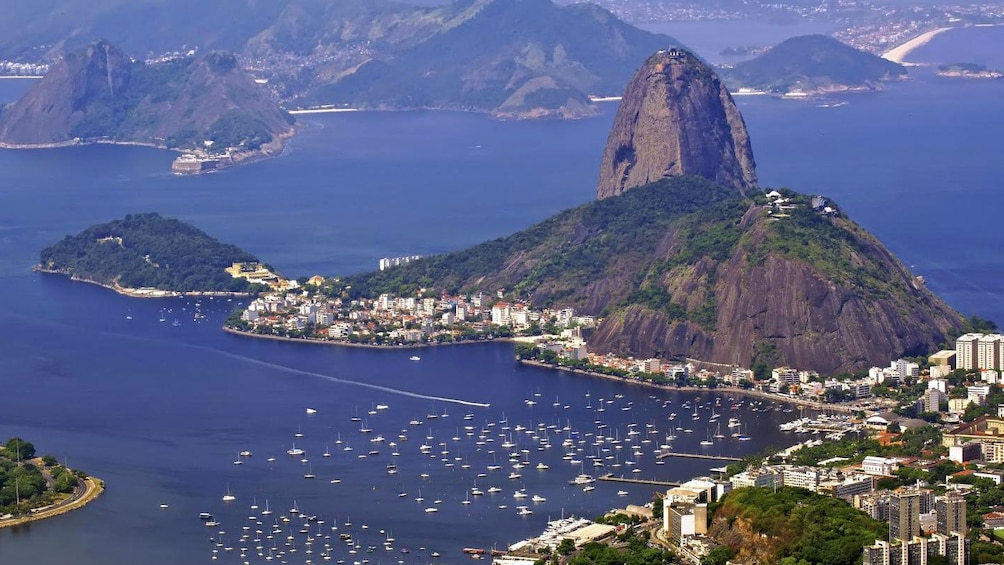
[0,130,295,175]
[33,267,254,298]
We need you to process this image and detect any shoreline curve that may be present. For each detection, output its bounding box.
[882,27,954,64]
[0,476,105,530]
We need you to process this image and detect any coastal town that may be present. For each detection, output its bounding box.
[217,257,1004,564]
[492,333,1004,565]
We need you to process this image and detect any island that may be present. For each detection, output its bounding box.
[0,437,103,528]
[721,34,908,97]
[937,62,1004,79]
[36,213,288,297]
[0,40,295,174]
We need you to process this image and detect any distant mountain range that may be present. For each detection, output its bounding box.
[722,35,907,94]
[0,0,680,117]
[0,41,294,157]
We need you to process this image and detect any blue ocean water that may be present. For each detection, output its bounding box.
[0,25,1002,564]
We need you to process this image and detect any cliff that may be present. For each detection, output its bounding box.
[596,49,757,199]
[0,40,294,153]
[723,34,907,94]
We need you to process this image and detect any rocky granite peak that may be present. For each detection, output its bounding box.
[596,48,757,200]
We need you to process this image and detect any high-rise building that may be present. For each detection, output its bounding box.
[956,333,981,371]
[936,493,967,536]
[890,489,922,541]
[863,533,970,565]
[978,335,1001,370]
[924,388,945,413]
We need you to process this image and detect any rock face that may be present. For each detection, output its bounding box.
[0,40,294,151]
[596,49,757,199]
[585,206,963,374]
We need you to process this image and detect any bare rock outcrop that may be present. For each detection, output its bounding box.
[596,48,757,199]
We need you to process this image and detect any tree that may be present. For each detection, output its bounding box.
[5,438,35,460]
[41,455,58,467]
[557,538,575,555]
[702,546,735,565]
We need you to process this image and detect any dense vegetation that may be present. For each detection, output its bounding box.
[752,190,909,300]
[64,52,282,150]
[39,213,262,292]
[0,437,83,516]
[559,531,677,565]
[723,34,906,93]
[346,176,743,309]
[708,487,887,565]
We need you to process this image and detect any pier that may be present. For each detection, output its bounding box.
[656,452,742,462]
[597,474,681,487]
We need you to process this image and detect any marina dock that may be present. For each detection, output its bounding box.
[597,473,681,487]
[656,452,742,462]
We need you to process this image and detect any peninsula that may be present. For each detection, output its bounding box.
[0,40,295,173]
[0,437,103,529]
[225,49,963,376]
[37,213,286,296]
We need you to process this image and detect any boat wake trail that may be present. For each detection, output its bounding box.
[201,347,491,408]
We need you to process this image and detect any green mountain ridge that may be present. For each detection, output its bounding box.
[722,34,907,93]
[38,213,262,293]
[0,40,294,150]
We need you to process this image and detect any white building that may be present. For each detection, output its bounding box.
[730,469,780,489]
[862,456,898,476]
[956,333,982,370]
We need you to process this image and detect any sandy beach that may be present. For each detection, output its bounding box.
[882,27,954,64]
[287,107,361,115]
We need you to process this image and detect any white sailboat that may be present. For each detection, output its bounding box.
[713,423,725,440]
[222,483,236,502]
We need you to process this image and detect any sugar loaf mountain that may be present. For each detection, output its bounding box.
[0,40,294,172]
[348,49,963,374]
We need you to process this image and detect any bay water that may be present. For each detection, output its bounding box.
[0,25,1002,564]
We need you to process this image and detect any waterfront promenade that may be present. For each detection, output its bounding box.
[518,359,859,413]
[0,476,104,530]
